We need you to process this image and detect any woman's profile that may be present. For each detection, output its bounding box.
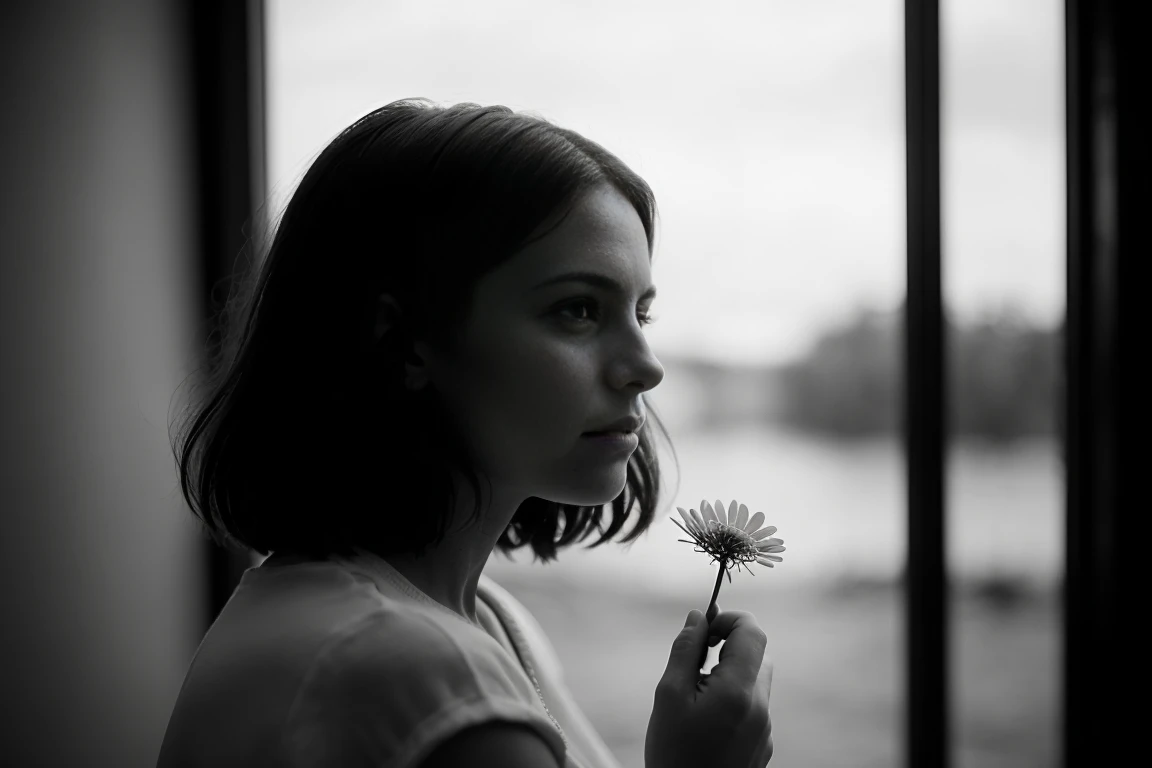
[159,98,774,768]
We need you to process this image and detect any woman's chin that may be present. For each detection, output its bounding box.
[550,479,628,508]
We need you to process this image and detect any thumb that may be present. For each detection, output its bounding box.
[661,610,708,690]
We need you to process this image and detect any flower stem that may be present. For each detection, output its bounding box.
[706,560,726,624]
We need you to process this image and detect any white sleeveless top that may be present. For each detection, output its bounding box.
[156,547,622,768]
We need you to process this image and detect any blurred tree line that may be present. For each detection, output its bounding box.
[775,301,1063,445]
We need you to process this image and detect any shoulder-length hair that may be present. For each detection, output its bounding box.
[169,98,679,564]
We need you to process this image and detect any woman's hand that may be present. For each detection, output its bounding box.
[644,606,774,768]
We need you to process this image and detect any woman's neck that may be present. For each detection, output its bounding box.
[381,541,493,625]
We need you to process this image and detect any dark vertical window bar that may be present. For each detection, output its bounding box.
[1064,1,1146,764]
[187,0,268,631]
[904,1,947,767]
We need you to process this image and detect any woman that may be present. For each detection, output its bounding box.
[159,98,774,768]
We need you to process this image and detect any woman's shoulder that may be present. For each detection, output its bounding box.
[281,598,568,767]
[317,599,494,666]
[293,597,539,704]
[237,560,526,692]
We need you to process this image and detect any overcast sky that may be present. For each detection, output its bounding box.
[266,0,1064,367]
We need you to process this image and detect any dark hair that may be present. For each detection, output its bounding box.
[169,98,680,564]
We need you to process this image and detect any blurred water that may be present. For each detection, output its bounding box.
[486,423,1062,594]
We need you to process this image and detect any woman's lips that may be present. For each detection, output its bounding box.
[581,430,639,449]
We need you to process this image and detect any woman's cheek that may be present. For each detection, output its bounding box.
[521,348,592,422]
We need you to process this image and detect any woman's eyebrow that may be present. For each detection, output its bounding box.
[532,271,657,300]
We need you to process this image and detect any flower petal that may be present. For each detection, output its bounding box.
[702,500,718,527]
[670,517,698,541]
[677,506,701,535]
[733,501,747,530]
[754,557,775,567]
[745,511,765,534]
[689,507,707,533]
[759,545,786,553]
[715,499,728,526]
[750,525,778,540]
[758,537,784,548]
[761,554,784,562]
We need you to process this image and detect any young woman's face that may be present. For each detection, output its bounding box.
[418,183,664,507]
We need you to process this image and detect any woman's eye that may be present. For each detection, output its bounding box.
[558,300,596,323]
[557,299,658,327]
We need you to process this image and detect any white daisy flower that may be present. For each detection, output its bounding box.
[670,499,786,619]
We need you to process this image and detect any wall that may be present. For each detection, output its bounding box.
[1,2,205,764]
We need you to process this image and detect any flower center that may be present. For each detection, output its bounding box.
[706,521,760,560]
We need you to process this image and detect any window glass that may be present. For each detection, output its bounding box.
[942,1,1064,765]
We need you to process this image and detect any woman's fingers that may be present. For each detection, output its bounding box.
[706,611,768,688]
[705,609,756,639]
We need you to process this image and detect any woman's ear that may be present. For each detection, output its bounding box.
[373,292,432,393]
